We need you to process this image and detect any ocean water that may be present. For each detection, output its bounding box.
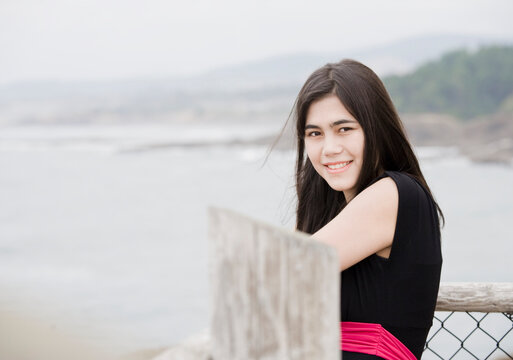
[0,124,512,356]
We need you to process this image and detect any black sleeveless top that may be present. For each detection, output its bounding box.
[340,171,442,360]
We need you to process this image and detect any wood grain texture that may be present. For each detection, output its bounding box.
[437,282,513,313]
[208,207,340,360]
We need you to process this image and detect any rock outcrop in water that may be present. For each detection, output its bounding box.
[403,112,513,165]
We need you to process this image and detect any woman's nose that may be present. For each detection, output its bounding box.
[322,134,343,156]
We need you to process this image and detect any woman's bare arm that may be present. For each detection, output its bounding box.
[311,177,399,271]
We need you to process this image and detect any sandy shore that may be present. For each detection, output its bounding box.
[0,309,166,360]
[0,310,112,360]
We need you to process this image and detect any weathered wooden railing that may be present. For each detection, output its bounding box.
[153,209,513,360]
[425,283,513,359]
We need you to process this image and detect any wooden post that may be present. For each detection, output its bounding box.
[208,207,340,360]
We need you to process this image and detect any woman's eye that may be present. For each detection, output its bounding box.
[339,127,352,133]
[307,131,321,137]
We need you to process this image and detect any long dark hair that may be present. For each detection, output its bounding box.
[290,59,444,234]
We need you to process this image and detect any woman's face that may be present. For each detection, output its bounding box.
[304,94,365,202]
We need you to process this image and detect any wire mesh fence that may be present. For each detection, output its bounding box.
[423,311,513,359]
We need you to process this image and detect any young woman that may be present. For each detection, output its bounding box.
[290,59,444,359]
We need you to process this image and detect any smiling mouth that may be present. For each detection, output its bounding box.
[325,160,352,170]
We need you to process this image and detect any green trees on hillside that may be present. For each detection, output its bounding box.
[383,46,513,119]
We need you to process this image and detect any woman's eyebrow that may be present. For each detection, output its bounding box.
[305,119,357,130]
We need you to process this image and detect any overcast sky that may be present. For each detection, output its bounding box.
[0,0,512,84]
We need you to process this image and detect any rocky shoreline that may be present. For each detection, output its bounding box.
[403,112,513,165]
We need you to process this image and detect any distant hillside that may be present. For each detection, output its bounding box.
[384,46,513,119]
[197,33,507,89]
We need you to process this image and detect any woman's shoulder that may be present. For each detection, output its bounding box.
[371,170,432,205]
[376,171,441,258]
[367,170,439,234]
[372,170,418,186]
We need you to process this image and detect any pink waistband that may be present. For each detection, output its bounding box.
[340,322,416,360]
